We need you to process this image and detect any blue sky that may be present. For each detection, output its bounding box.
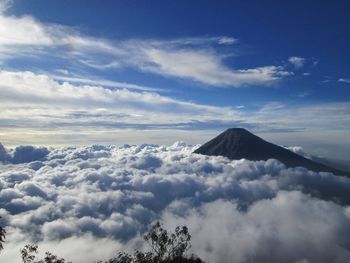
[0,0,349,159]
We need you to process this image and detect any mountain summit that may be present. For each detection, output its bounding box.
[194,128,348,177]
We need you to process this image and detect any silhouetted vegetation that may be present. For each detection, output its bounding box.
[21,244,70,263]
[0,217,5,253]
[0,221,204,263]
[98,222,203,263]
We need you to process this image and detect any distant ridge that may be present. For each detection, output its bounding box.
[194,128,349,177]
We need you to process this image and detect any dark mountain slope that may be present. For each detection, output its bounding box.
[194,128,349,177]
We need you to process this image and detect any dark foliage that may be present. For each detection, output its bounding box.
[98,222,204,263]
[144,222,191,261]
[0,221,204,263]
[0,217,5,253]
[21,244,70,263]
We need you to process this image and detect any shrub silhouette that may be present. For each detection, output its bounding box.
[0,217,5,253]
[14,221,204,263]
[99,221,203,263]
[144,222,191,261]
[21,244,70,263]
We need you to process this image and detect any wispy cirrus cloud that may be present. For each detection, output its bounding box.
[137,48,289,86]
[338,78,350,84]
[0,70,243,131]
[0,6,291,88]
[0,0,12,13]
[50,75,163,92]
[288,56,306,69]
[254,101,350,131]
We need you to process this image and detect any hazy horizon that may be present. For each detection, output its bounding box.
[2,129,350,163]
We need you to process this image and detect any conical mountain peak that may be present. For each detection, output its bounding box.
[223,127,252,134]
[221,128,255,138]
[217,128,261,144]
[194,128,349,177]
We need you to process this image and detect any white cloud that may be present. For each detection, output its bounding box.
[258,101,285,112]
[0,8,68,62]
[162,192,350,263]
[50,75,162,92]
[0,15,53,46]
[217,36,236,45]
[0,70,241,128]
[288,56,306,69]
[140,47,289,86]
[338,78,350,84]
[0,8,290,87]
[0,143,11,162]
[283,145,308,157]
[1,71,350,152]
[0,0,12,13]
[254,101,350,131]
[0,143,350,262]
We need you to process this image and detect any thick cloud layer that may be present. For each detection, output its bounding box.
[11,146,49,164]
[0,142,350,262]
[0,143,11,163]
[0,144,49,164]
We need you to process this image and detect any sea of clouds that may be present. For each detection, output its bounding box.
[0,142,350,263]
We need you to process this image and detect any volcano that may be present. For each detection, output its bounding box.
[194,128,349,177]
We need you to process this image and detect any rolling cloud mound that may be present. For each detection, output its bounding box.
[0,143,49,164]
[0,142,350,263]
